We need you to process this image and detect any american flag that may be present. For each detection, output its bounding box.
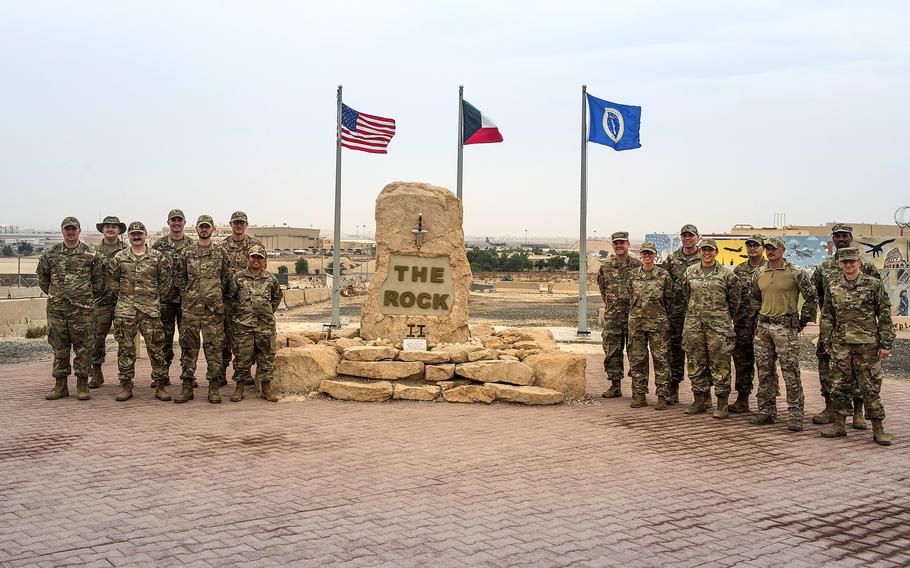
[340,103,396,154]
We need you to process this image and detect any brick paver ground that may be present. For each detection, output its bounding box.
[1,355,909,567]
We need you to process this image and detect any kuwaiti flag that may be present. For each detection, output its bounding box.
[462,100,503,145]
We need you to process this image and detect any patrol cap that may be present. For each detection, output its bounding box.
[836,247,860,261]
[697,238,718,250]
[127,221,146,234]
[611,231,629,242]
[96,216,126,234]
[248,245,266,258]
[196,214,214,227]
[168,208,186,220]
[61,216,80,229]
[639,242,657,254]
[744,234,764,246]
[680,224,699,236]
[764,236,786,249]
[831,223,853,235]
[230,211,248,223]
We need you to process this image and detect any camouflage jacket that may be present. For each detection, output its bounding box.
[681,263,741,330]
[227,269,283,327]
[820,273,894,349]
[627,266,673,332]
[596,255,642,322]
[812,254,879,309]
[732,259,766,325]
[175,244,231,315]
[36,242,102,311]
[663,247,701,317]
[109,247,171,319]
[750,260,817,329]
[95,239,128,306]
[221,234,264,276]
[151,234,195,304]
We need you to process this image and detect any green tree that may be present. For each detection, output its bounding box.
[547,256,566,270]
[566,252,580,271]
[277,265,289,274]
[295,257,309,275]
[1,245,13,257]
[17,242,34,256]
[534,259,547,271]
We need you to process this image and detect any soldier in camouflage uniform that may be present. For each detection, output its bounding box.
[626,242,673,409]
[151,208,195,388]
[36,217,102,401]
[748,237,817,431]
[108,222,172,402]
[662,224,702,405]
[820,248,895,445]
[174,215,232,404]
[811,224,880,428]
[89,215,128,388]
[729,234,767,412]
[220,211,265,388]
[680,239,741,418]
[227,245,283,402]
[597,231,641,398]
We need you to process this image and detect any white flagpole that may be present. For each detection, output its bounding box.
[577,85,590,335]
[456,85,464,201]
[330,85,343,329]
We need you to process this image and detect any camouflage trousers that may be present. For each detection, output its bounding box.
[47,306,95,380]
[231,324,277,384]
[668,312,686,384]
[113,312,168,382]
[160,301,182,371]
[683,323,734,396]
[732,319,757,394]
[817,340,860,401]
[601,315,629,381]
[830,343,886,420]
[179,310,225,383]
[627,329,670,397]
[754,322,803,420]
[221,304,234,380]
[91,302,116,367]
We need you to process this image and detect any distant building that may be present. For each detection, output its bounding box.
[247,226,320,251]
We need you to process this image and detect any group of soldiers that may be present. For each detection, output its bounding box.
[37,210,283,404]
[598,223,895,446]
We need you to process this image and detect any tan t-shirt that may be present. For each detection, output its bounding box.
[757,264,801,317]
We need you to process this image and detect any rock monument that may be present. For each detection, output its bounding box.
[360,181,471,345]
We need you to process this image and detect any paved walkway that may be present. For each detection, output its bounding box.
[1,356,909,567]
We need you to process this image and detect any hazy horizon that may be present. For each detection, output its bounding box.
[2,1,908,240]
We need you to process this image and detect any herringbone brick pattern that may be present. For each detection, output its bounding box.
[1,356,908,567]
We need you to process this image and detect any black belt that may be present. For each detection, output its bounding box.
[758,314,798,328]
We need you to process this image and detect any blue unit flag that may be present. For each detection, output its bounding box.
[587,93,641,151]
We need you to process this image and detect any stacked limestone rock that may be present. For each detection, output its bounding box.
[272,325,586,405]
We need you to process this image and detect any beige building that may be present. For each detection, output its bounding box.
[247,226,320,250]
[729,222,905,240]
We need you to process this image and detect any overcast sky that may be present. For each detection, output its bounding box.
[2,1,908,240]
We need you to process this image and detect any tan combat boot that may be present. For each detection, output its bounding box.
[852,398,868,430]
[45,378,69,400]
[260,381,278,403]
[173,380,194,403]
[713,394,729,419]
[602,380,622,398]
[115,380,133,402]
[812,395,834,424]
[155,382,171,401]
[230,381,245,403]
[76,377,91,401]
[749,413,775,425]
[668,382,679,405]
[704,387,713,410]
[654,396,668,410]
[684,392,706,415]
[88,364,104,389]
[788,416,803,432]
[820,413,847,437]
[871,419,892,446]
[629,392,648,408]
[208,381,222,404]
[728,392,750,413]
